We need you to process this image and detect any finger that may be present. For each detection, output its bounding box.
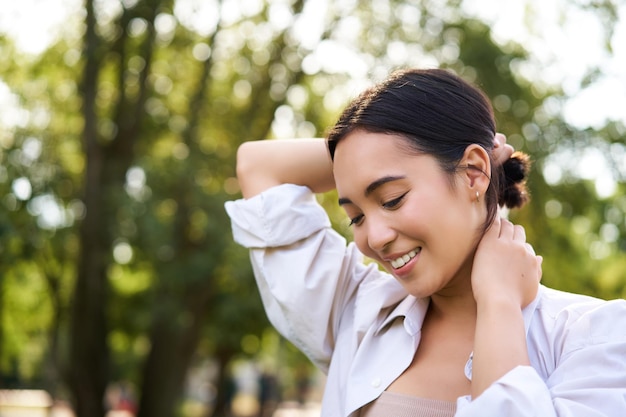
[492,133,514,165]
[525,242,535,255]
[513,224,526,242]
[495,144,514,165]
[498,217,514,239]
[494,133,506,148]
[485,215,502,238]
[494,133,513,151]
[503,144,514,157]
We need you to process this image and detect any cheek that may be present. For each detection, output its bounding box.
[353,230,377,260]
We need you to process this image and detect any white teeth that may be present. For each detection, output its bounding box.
[390,249,420,269]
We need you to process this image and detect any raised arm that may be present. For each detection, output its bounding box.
[236,138,335,199]
[236,134,512,199]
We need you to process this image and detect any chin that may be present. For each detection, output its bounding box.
[403,286,435,299]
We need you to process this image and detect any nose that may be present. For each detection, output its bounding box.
[366,215,397,252]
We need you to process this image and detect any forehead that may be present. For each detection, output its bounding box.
[333,131,427,193]
[333,131,410,165]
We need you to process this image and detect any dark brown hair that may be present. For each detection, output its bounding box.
[327,68,529,227]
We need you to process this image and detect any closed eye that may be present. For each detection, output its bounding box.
[382,192,407,209]
[349,214,364,227]
[347,192,407,227]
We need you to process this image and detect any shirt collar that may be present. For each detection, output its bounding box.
[373,284,543,339]
[375,295,429,336]
[522,285,544,335]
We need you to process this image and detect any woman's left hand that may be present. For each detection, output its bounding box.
[471,216,542,309]
[470,216,542,398]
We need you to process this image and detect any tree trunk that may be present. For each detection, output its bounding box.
[137,280,213,417]
[68,0,108,415]
[209,350,236,417]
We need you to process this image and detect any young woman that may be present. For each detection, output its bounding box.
[225,68,626,416]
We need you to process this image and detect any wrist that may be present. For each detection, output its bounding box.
[476,295,523,318]
[472,297,529,398]
[476,283,538,311]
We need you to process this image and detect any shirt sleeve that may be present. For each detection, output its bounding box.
[455,299,626,417]
[225,184,379,373]
[225,183,332,248]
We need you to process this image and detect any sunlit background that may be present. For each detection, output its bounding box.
[2,0,625,199]
[2,0,625,126]
[0,1,624,416]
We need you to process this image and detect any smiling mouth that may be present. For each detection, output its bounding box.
[390,248,421,269]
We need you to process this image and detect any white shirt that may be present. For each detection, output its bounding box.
[225,184,626,417]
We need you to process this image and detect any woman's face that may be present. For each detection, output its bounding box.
[333,131,485,298]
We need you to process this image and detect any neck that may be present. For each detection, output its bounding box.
[428,269,477,323]
[429,290,476,321]
[427,253,478,320]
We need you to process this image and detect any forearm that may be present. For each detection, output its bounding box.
[236,138,335,199]
[471,299,529,399]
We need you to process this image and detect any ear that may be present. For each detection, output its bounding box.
[460,144,491,195]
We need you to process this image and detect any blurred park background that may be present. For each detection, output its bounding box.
[0,0,625,416]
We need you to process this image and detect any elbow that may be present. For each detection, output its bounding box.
[235,142,256,198]
[235,141,271,199]
[235,141,255,184]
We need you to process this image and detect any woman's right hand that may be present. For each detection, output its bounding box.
[491,133,514,166]
[236,138,335,199]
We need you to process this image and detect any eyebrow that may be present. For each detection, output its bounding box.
[337,175,406,205]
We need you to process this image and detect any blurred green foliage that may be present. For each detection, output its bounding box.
[0,0,624,416]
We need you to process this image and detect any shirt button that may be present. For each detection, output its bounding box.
[404,318,416,334]
[464,353,473,380]
[371,378,381,388]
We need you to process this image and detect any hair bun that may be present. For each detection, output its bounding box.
[499,151,530,209]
